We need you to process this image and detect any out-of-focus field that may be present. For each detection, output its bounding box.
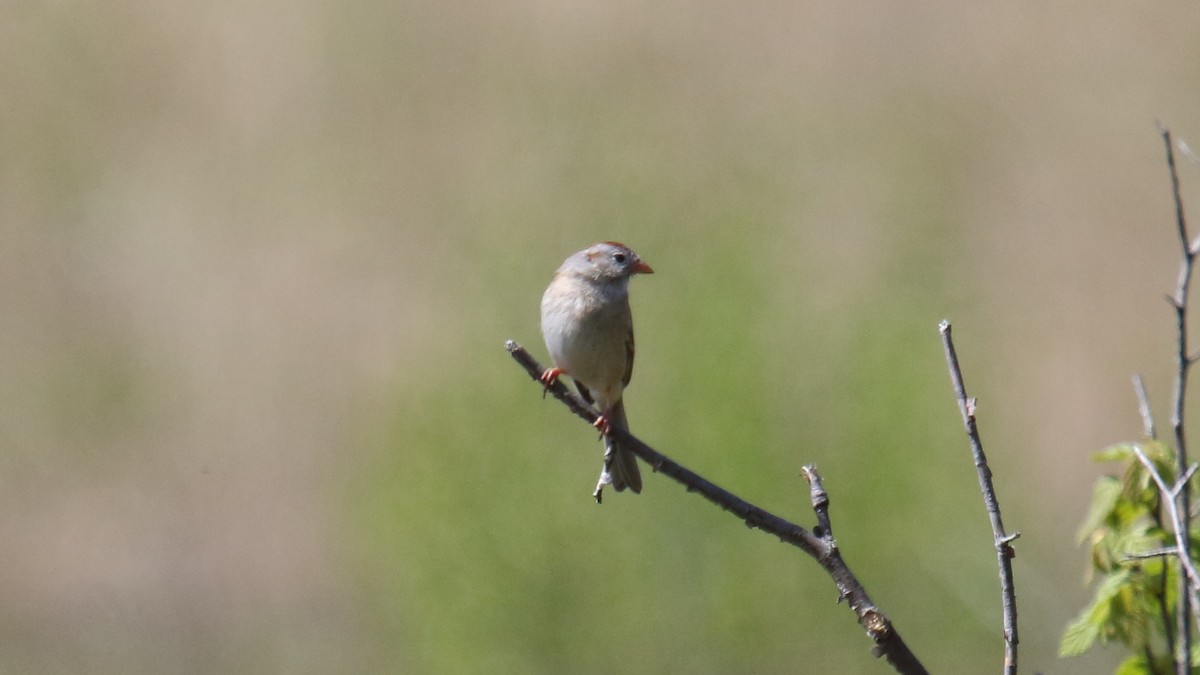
[3,1,1200,672]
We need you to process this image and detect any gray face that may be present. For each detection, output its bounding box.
[568,242,652,283]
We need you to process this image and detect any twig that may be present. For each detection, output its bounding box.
[1125,547,1183,561]
[1162,124,1195,675]
[506,340,929,675]
[938,321,1019,675]
[1130,445,1200,631]
[1133,374,1178,657]
[803,465,833,540]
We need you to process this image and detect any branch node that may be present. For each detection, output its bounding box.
[863,608,892,638]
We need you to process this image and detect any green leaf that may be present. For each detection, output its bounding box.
[1060,612,1101,657]
[1095,443,1139,463]
[1139,439,1174,466]
[1069,439,1184,667]
[1077,476,1125,544]
[1061,569,1134,656]
[1121,529,1168,561]
[1108,653,1156,672]
[1114,654,1152,675]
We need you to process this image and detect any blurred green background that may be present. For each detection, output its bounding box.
[4,0,1200,672]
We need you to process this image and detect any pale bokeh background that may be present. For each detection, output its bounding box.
[4,1,1200,672]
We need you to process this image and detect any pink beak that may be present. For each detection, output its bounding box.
[632,260,654,274]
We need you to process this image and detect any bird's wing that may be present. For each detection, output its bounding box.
[621,324,635,388]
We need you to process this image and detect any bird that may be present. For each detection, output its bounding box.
[539,241,653,501]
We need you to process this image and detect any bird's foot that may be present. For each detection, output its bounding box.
[538,367,564,397]
[593,410,614,436]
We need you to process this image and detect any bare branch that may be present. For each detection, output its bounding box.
[1180,463,1199,488]
[938,320,1019,675]
[506,339,929,675]
[1132,371,1180,658]
[1125,547,1181,561]
[1162,124,1195,675]
[1131,445,1200,631]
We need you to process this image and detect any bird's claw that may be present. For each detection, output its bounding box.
[593,412,613,436]
[539,367,564,398]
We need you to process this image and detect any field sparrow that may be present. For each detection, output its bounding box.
[540,242,653,500]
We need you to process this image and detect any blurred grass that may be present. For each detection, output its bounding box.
[3,0,1200,672]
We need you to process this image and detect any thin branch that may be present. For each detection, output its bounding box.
[1163,124,1195,675]
[938,321,1019,675]
[1134,373,1178,657]
[1126,547,1183,561]
[1131,445,1200,631]
[506,339,929,675]
[1181,463,1200,487]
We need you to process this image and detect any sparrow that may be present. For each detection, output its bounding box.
[539,242,653,501]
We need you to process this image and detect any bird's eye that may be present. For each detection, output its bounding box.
[613,253,627,264]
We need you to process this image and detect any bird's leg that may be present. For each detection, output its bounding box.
[538,367,564,397]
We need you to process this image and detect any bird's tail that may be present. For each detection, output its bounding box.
[606,399,643,494]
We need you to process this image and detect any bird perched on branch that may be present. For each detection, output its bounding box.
[540,241,653,501]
